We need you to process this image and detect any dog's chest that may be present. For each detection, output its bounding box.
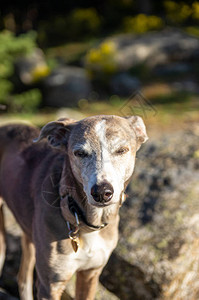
[73,231,112,271]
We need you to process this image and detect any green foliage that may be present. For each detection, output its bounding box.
[46,42,92,65]
[10,89,41,113]
[150,91,195,105]
[0,30,36,86]
[0,31,36,81]
[123,14,164,33]
[0,30,41,112]
[0,79,13,102]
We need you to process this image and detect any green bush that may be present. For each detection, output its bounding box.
[0,30,42,112]
[11,89,42,113]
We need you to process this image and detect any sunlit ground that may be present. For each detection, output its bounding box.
[0,83,198,137]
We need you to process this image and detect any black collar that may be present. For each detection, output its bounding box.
[67,196,107,230]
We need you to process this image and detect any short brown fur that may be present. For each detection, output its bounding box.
[0,115,147,300]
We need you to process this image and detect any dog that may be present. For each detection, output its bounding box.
[0,115,148,300]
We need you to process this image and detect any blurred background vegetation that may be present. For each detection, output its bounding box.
[0,0,198,129]
[1,2,199,300]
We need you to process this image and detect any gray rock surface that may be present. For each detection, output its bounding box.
[42,66,92,107]
[110,29,199,70]
[103,125,199,299]
[109,73,141,97]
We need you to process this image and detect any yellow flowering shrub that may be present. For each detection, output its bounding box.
[194,150,199,158]
[192,1,199,19]
[85,41,118,76]
[123,14,164,34]
[31,64,50,82]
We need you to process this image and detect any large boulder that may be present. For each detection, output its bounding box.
[42,66,92,107]
[100,124,199,299]
[109,72,141,97]
[109,29,199,70]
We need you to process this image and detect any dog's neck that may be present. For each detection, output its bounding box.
[59,162,120,228]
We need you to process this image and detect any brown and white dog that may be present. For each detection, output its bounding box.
[0,115,148,300]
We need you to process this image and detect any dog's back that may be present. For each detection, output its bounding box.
[0,123,38,152]
[0,123,62,236]
[0,124,39,233]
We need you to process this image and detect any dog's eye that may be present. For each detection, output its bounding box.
[74,150,88,158]
[115,147,129,155]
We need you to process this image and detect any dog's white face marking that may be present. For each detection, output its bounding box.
[68,115,143,208]
[91,120,134,206]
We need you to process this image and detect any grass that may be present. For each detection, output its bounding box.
[186,26,199,37]
[0,87,198,134]
[45,40,98,65]
[149,91,196,104]
[78,89,199,130]
[0,109,56,128]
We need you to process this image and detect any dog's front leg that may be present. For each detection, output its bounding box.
[17,233,35,300]
[0,198,6,276]
[75,268,103,300]
[36,279,70,300]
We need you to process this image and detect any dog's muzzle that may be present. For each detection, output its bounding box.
[91,181,114,203]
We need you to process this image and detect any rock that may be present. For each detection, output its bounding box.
[164,215,199,300]
[42,67,92,107]
[0,105,6,111]
[154,63,192,76]
[109,73,141,97]
[112,128,199,299]
[14,48,49,85]
[109,29,199,70]
[172,80,199,93]
[100,253,160,300]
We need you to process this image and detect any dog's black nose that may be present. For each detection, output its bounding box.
[91,181,114,203]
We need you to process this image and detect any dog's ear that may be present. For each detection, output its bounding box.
[125,116,148,150]
[34,118,76,148]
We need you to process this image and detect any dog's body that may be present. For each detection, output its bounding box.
[0,115,148,300]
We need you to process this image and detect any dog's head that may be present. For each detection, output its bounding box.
[35,115,148,207]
